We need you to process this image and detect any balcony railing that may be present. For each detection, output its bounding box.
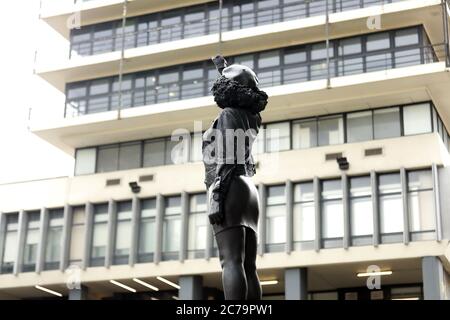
[64,25,442,118]
[68,0,409,58]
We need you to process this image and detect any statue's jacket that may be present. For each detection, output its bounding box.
[202,76,268,233]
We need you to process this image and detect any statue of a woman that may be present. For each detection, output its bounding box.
[202,55,268,300]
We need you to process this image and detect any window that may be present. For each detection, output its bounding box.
[321,179,344,248]
[349,176,373,245]
[378,172,403,243]
[367,32,390,51]
[318,116,344,146]
[190,133,203,162]
[69,206,85,266]
[265,122,290,152]
[91,203,108,266]
[181,67,204,99]
[143,139,166,167]
[113,201,132,265]
[166,136,189,165]
[266,185,286,252]
[22,211,40,272]
[75,148,96,175]
[347,111,373,143]
[162,196,181,261]
[292,119,317,149]
[44,209,64,270]
[184,9,206,38]
[188,194,207,259]
[293,182,315,250]
[407,170,435,240]
[374,107,401,139]
[97,145,119,173]
[403,103,432,135]
[1,214,18,274]
[138,199,157,263]
[118,142,141,170]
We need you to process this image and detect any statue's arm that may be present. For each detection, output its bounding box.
[208,109,239,225]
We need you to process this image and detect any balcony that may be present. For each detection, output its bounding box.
[35,0,445,91]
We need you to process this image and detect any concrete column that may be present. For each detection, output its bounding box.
[257,183,266,256]
[179,275,203,300]
[82,203,93,270]
[432,163,442,241]
[68,285,89,300]
[36,208,48,274]
[422,256,446,300]
[60,204,72,271]
[14,210,26,275]
[154,194,164,264]
[400,168,410,245]
[371,171,380,247]
[285,180,293,254]
[129,196,140,266]
[105,199,116,268]
[313,177,321,252]
[180,192,189,262]
[285,268,308,300]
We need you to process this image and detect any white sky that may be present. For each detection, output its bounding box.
[0,1,73,184]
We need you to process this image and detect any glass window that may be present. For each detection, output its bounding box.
[92,24,113,54]
[160,12,182,42]
[318,115,344,146]
[292,119,317,149]
[321,179,344,240]
[374,107,401,139]
[284,48,306,64]
[181,66,204,99]
[138,198,157,262]
[44,209,64,270]
[143,139,166,167]
[69,206,85,266]
[113,201,132,265]
[75,148,96,175]
[311,43,334,60]
[119,142,141,170]
[91,203,108,266]
[233,54,254,69]
[338,37,362,56]
[89,79,110,95]
[166,136,189,165]
[97,145,119,173]
[407,170,435,238]
[162,196,181,260]
[190,133,203,162]
[293,182,315,243]
[350,176,373,239]
[184,9,206,38]
[188,194,207,259]
[266,185,286,252]
[1,214,18,274]
[395,28,419,47]
[157,70,179,102]
[403,103,432,135]
[265,122,290,152]
[366,32,390,51]
[347,111,373,143]
[379,173,403,236]
[258,50,280,68]
[22,211,40,272]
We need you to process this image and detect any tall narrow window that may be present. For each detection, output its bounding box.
[113,201,132,265]
[91,203,108,266]
[75,148,96,175]
[188,194,207,259]
[293,182,315,250]
[266,185,286,252]
[292,119,317,149]
[265,122,290,152]
[321,179,344,248]
[162,196,181,261]
[22,211,40,272]
[349,176,373,246]
[44,209,64,270]
[347,111,373,143]
[373,107,401,139]
[1,214,19,274]
[69,206,85,266]
[138,198,157,263]
[403,103,432,136]
[318,116,344,146]
[378,172,403,243]
[407,169,435,241]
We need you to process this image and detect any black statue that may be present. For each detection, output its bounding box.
[202,55,268,300]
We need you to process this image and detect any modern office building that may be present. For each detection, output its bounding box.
[1,0,450,300]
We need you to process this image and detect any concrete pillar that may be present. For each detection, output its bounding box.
[422,256,446,300]
[68,285,89,300]
[285,268,308,300]
[179,275,203,300]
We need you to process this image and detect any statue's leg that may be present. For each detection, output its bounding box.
[244,228,261,300]
[215,226,248,300]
